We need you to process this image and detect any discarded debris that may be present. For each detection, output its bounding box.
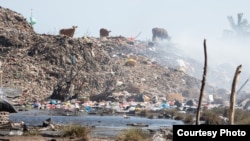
[0,6,219,107]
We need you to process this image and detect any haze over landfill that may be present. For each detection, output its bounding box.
[2,0,250,92]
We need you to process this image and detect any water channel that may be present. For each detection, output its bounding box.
[8,110,184,138]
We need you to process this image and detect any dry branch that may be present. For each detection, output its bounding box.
[229,64,242,125]
[196,39,207,125]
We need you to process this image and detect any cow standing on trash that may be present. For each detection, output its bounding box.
[99,28,111,40]
[152,27,171,42]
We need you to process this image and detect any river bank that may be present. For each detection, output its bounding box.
[0,135,116,141]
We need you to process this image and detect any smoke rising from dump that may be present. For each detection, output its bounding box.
[171,33,250,92]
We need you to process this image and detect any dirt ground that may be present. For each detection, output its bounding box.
[0,136,116,141]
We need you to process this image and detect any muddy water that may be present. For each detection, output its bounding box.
[9,110,184,138]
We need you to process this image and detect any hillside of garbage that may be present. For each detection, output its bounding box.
[0,6,236,105]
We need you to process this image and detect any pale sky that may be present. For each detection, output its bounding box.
[2,0,250,90]
[1,0,249,40]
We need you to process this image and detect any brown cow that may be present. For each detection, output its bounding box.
[152,27,170,41]
[100,28,111,40]
[59,26,78,37]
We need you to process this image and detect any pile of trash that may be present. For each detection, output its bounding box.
[0,6,220,105]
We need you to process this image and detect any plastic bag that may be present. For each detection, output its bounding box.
[30,17,36,25]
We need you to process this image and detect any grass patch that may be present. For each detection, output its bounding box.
[23,128,40,136]
[116,128,151,141]
[61,124,90,140]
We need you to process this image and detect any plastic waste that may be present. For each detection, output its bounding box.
[30,17,36,25]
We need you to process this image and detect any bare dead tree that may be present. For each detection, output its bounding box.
[50,66,80,101]
[196,39,207,125]
[229,65,242,125]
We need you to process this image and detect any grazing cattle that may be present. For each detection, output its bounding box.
[152,27,170,41]
[100,28,111,40]
[59,26,78,37]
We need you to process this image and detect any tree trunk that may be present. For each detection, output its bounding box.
[229,65,242,125]
[196,39,207,125]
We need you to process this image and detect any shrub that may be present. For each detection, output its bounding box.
[236,116,250,124]
[200,110,223,125]
[137,109,149,117]
[62,124,90,140]
[116,128,151,141]
[23,128,40,136]
[174,113,186,121]
[183,114,194,124]
[164,108,178,119]
[209,107,250,124]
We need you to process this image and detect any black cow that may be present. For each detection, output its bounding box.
[100,28,111,40]
[152,27,170,41]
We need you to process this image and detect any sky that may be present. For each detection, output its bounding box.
[2,0,250,91]
[1,0,248,39]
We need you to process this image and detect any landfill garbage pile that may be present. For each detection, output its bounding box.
[0,6,219,104]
